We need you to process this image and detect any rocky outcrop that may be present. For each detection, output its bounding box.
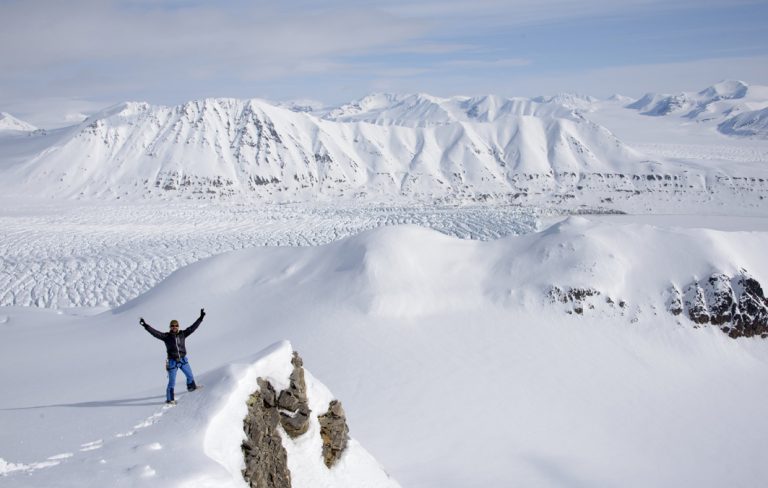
[318,400,350,468]
[242,378,292,488]
[547,286,626,315]
[670,270,768,338]
[667,285,684,316]
[242,351,351,488]
[277,352,311,437]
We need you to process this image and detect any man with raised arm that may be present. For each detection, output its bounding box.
[140,308,206,405]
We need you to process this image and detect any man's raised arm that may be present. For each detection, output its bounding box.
[140,317,166,339]
[183,308,206,337]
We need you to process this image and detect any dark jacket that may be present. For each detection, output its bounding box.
[142,316,203,360]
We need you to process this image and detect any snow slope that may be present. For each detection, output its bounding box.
[3,220,768,487]
[0,336,397,488]
[718,106,768,137]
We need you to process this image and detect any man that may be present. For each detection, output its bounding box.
[140,308,206,404]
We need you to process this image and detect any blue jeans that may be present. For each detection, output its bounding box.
[166,357,195,401]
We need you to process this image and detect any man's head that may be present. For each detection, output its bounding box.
[169,319,180,332]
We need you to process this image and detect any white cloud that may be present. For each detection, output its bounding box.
[0,1,425,72]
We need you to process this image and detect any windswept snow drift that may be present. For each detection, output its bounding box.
[3,221,768,487]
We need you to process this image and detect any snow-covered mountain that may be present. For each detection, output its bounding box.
[627,80,768,137]
[0,96,653,204]
[718,106,768,137]
[0,85,766,210]
[0,112,37,132]
[532,92,601,112]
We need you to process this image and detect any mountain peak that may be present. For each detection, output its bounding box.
[0,112,38,132]
[698,80,749,100]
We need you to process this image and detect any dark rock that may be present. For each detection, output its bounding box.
[278,352,311,437]
[318,400,350,468]
[730,274,768,337]
[684,282,710,324]
[242,350,362,483]
[667,285,683,316]
[547,286,611,315]
[547,286,600,304]
[706,273,734,325]
[678,271,768,338]
[241,379,292,488]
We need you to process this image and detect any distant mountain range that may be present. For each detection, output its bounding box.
[0,81,766,210]
[627,80,768,137]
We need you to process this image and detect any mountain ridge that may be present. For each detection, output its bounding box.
[0,95,651,204]
[0,84,766,211]
[627,80,768,137]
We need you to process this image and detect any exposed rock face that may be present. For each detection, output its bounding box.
[318,400,350,468]
[547,286,625,315]
[671,271,768,338]
[684,282,710,324]
[242,351,352,487]
[667,285,683,316]
[242,378,292,488]
[277,352,311,437]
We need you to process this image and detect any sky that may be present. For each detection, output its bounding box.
[1,0,767,128]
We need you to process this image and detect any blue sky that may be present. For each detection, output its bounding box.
[1,0,767,127]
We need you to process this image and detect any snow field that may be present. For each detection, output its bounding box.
[2,80,768,487]
[4,220,768,487]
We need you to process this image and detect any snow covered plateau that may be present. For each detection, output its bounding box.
[2,81,768,488]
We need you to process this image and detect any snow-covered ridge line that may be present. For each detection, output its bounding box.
[115,218,768,339]
[321,92,586,125]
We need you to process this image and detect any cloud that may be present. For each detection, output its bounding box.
[379,0,764,28]
[0,1,426,73]
[438,58,532,69]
